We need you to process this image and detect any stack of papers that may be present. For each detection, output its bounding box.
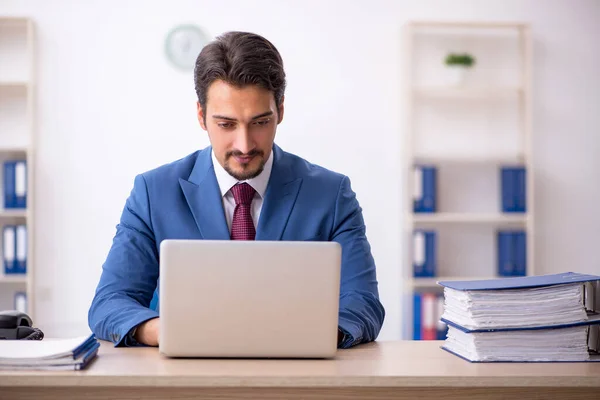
[0,334,99,370]
[443,283,588,330]
[438,272,600,362]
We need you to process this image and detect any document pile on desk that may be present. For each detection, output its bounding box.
[437,272,600,362]
[0,334,98,370]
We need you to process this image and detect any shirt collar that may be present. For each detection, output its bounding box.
[211,148,273,199]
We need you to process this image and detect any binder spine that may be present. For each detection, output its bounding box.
[4,162,16,209]
[3,225,17,274]
[413,292,422,340]
[14,161,27,208]
[14,291,27,313]
[422,293,437,340]
[516,167,526,212]
[16,224,27,274]
[497,231,515,277]
[413,166,437,213]
[413,230,437,278]
[515,231,527,276]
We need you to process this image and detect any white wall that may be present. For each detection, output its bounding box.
[1,0,599,339]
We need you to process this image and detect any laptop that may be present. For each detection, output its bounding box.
[158,240,342,358]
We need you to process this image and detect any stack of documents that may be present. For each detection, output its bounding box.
[438,272,600,362]
[0,334,99,370]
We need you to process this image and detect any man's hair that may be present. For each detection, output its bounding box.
[194,31,286,117]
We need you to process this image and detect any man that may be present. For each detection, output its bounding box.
[88,31,385,348]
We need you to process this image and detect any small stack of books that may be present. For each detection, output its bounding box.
[438,272,600,362]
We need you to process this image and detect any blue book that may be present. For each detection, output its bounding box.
[497,231,515,276]
[16,224,27,274]
[515,167,526,212]
[3,225,17,274]
[4,161,16,209]
[413,293,422,340]
[500,167,515,212]
[500,166,526,213]
[413,166,437,213]
[3,160,27,209]
[514,231,527,276]
[413,230,436,277]
[438,272,600,291]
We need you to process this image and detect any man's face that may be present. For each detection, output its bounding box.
[197,80,284,181]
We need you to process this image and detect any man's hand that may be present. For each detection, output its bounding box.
[135,317,160,346]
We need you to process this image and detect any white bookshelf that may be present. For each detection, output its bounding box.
[0,17,35,319]
[402,21,533,340]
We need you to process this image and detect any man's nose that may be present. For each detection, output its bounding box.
[233,128,254,154]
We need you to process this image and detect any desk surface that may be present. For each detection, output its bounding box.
[1,340,599,388]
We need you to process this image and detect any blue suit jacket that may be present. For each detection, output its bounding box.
[88,144,385,348]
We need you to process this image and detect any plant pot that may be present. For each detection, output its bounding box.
[447,65,470,86]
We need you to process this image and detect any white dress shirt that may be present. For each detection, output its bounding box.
[211,149,274,232]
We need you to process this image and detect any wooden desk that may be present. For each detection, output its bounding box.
[1,340,599,399]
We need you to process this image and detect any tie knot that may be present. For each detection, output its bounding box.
[231,183,255,206]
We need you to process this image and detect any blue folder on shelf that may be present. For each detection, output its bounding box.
[3,160,27,209]
[500,166,526,213]
[413,230,436,277]
[3,224,27,274]
[497,230,526,276]
[413,292,422,340]
[413,165,437,213]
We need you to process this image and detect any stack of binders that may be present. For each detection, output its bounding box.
[437,272,600,362]
[0,334,99,371]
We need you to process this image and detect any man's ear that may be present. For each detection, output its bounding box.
[197,102,207,131]
[277,96,285,124]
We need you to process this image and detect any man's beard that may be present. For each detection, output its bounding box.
[224,149,265,181]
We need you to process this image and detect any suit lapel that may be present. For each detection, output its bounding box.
[179,148,230,240]
[256,145,302,240]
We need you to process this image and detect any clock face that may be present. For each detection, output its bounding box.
[165,24,210,70]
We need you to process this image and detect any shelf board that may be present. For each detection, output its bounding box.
[0,81,28,88]
[408,21,527,30]
[0,146,29,153]
[412,155,526,166]
[408,276,498,288]
[413,86,522,99]
[411,213,527,225]
[0,275,27,284]
[0,209,27,218]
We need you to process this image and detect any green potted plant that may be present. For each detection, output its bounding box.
[444,52,476,85]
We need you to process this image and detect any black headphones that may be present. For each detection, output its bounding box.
[0,310,44,340]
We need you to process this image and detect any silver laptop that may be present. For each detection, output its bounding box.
[158,240,341,358]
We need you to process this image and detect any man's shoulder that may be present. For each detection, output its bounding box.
[280,147,346,185]
[138,147,209,183]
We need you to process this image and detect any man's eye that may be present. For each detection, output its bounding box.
[255,119,270,126]
[218,123,234,129]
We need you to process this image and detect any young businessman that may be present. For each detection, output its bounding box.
[88,31,385,348]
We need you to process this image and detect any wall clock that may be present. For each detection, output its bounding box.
[165,24,209,70]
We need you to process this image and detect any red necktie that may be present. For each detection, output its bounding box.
[230,183,256,240]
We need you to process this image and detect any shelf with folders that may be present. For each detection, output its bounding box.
[402,21,533,341]
[0,17,34,318]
